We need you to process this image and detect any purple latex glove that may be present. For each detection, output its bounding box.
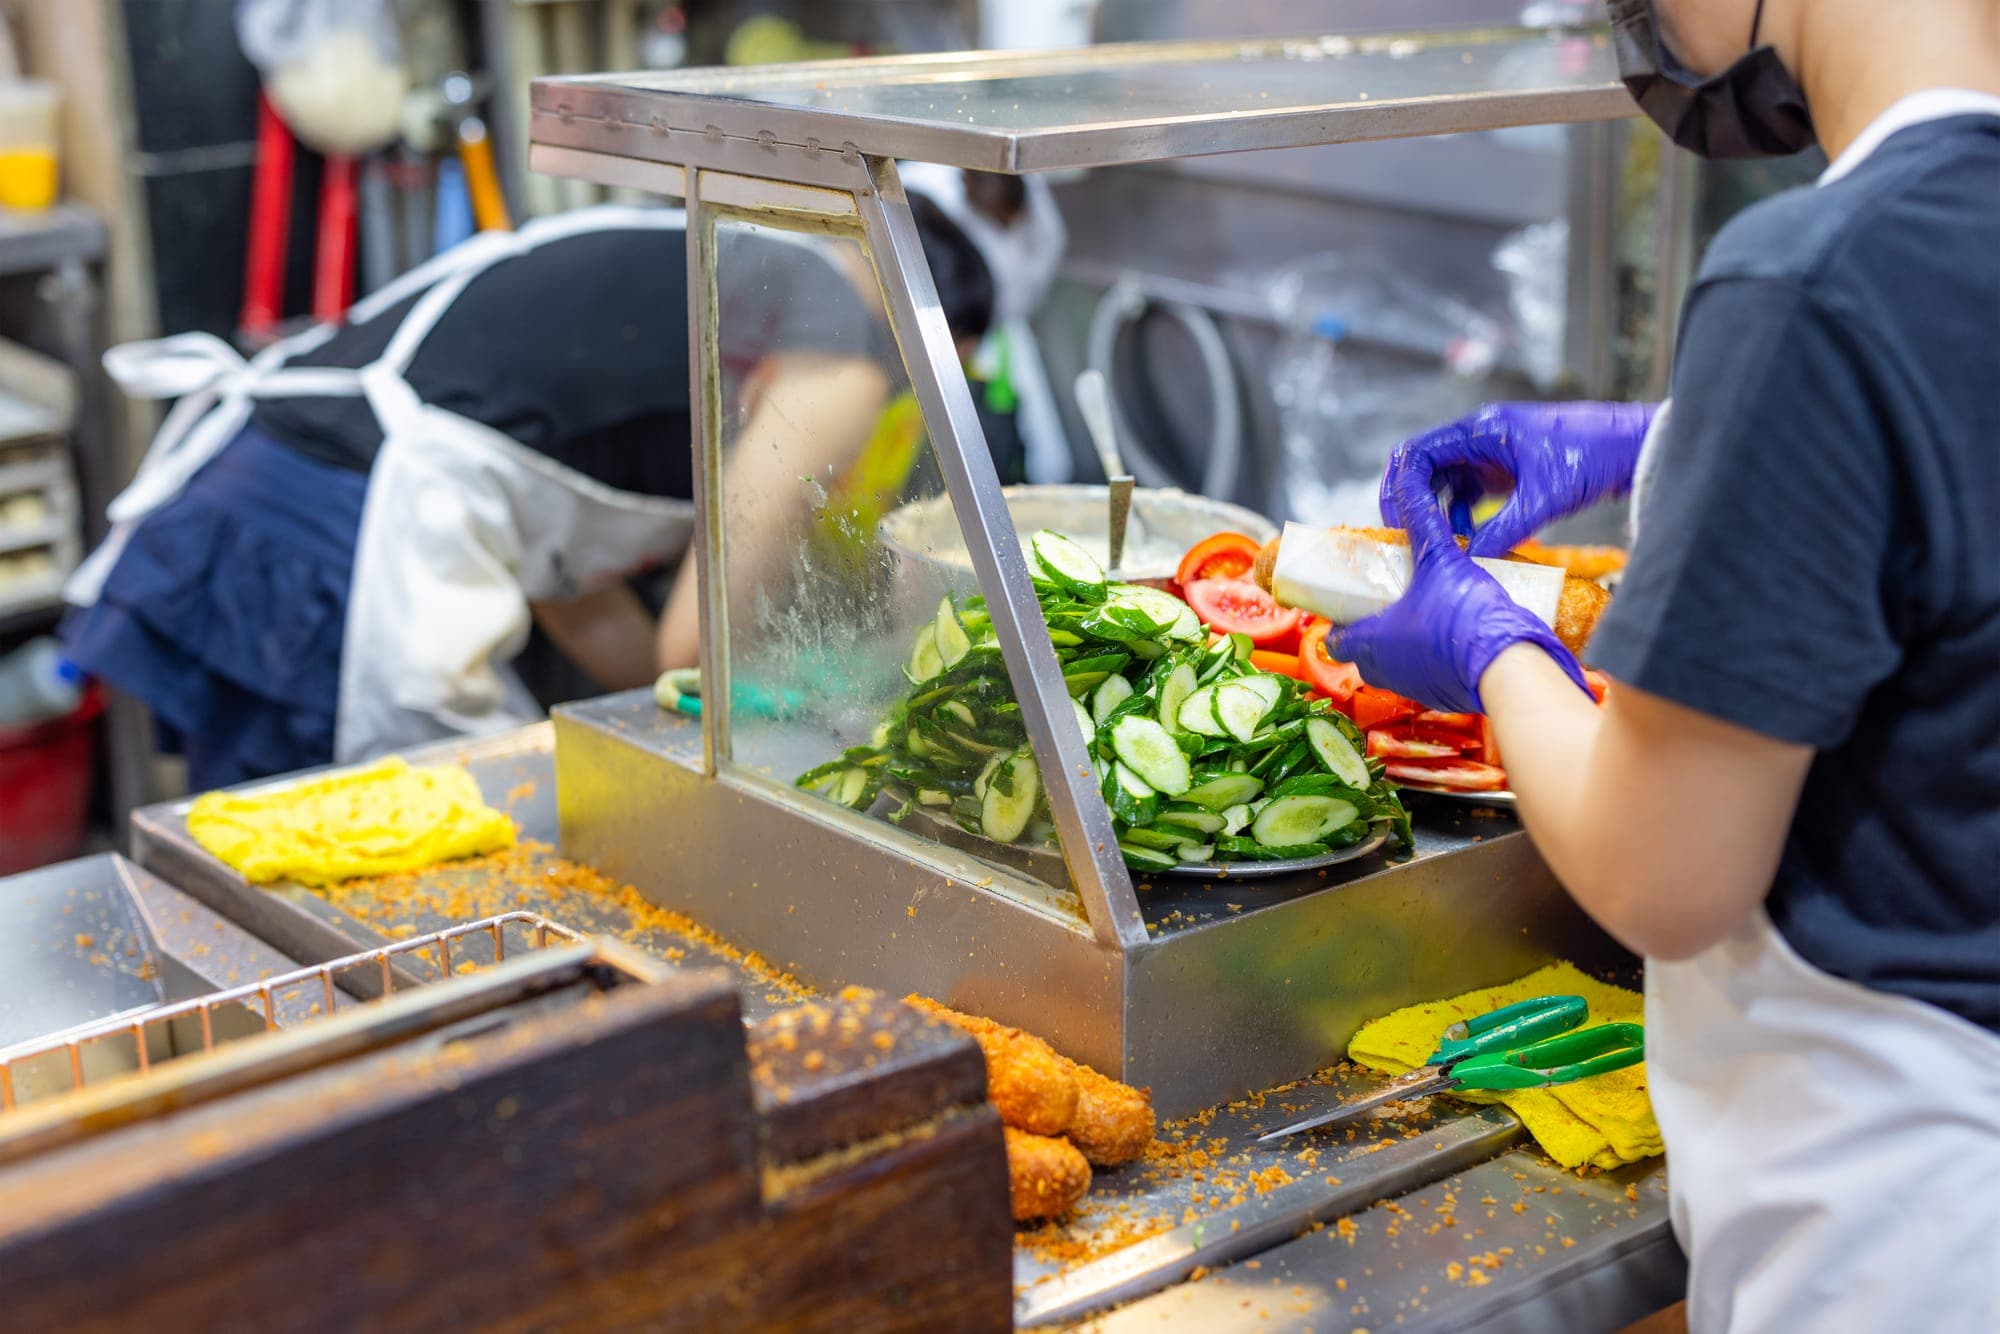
[1379,401,1658,558]
[1337,452,1592,715]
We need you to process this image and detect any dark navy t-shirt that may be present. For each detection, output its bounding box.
[1590,114,2000,1035]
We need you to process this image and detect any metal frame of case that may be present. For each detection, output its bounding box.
[529,25,1637,1115]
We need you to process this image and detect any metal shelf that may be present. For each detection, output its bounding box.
[535,25,1633,173]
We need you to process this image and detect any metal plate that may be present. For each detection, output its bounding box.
[1156,826,1391,879]
[902,804,1390,879]
[1399,783,1518,807]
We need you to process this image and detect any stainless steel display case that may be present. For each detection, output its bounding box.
[529,25,1638,1117]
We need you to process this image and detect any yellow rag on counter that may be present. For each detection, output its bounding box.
[187,758,516,887]
[1348,961,1660,1171]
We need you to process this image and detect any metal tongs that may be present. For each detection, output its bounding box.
[1257,994,1644,1142]
[1075,369,1134,574]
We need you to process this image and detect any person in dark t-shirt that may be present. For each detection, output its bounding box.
[1331,2,2000,1328]
[62,179,1043,790]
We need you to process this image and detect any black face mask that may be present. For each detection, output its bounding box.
[1608,0,1816,158]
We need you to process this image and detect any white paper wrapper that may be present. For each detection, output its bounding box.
[1270,522,1566,628]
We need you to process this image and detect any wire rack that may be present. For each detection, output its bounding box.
[0,912,586,1113]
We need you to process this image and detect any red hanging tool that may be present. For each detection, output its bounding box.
[313,153,359,321]
[240,92,295,339]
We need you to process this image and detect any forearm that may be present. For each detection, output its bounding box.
[530,584,660,691]
[1478,644,1808,960]
[656,555,701,671]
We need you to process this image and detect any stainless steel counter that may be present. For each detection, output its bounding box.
[98,718,1678,1329]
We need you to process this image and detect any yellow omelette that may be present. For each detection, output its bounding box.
[186,758,516,887]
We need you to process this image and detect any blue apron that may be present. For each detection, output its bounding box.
[61,423,365,789]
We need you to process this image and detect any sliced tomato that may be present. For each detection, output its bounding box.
[1413,710,1480,732]
[1183,577,1303,648]
[1478,714,1502,768]
[1261,619,1303,656]
[1348,685,1421,731]
[1367,730,1463,760]
[1249,650,1306,681]
[1384,758,1509,792]
[1583,668,1612,703]
[1176,532,1263,588]
[1298,618,1362,706]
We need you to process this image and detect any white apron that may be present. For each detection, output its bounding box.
[1636,90,2000,1333]
[71,207,696,763]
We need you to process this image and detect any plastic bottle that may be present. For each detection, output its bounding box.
[0,637,83,728]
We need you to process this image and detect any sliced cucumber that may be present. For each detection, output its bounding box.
[1178,685,1227,738]
[1153,804,1226,836]
[1211,680,1272,744]
[1172,842,1215,863]
[1252,794,1359,848]
[1157,661,1199,732]
[906,623,943,684]
[1236,674,1285,711]
[1123,826,1195,853]
[1183,772,1266,811]
[1220,803,1254,836]
[1195,639,1236,685]
[1110,715,1192,796]
[1306,716,1371,790]
[1092,673,1135,724]
[832,767,870,807]
[934,596,971,669]
[1103,761,1158,828]
[1108,583,1202,643]
[1119,842,1180,873]
[1070,697,1094,739]
[981,749,1042,843]
[1031,530,1107,601]
[940,699,977,729]
[1272,773,1372,805]
[916,788,952,807]
[1114,761,1156,800]
[1216,837,1332,862]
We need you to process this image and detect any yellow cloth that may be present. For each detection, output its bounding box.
[187,758,516,886]
[1348,961,1660,1171]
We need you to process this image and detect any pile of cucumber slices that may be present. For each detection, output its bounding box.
[799,530,1411,872]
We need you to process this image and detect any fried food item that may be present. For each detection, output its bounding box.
[907,995,1155,1164]
[1512,538,1628,582]
[1064,1063,1156,1167]
[1004,1128,1092,1221]
[1554,576,1612,656]
[1253,527,1609,654]
[904,995,1078,1135]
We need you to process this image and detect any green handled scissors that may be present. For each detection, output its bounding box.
[1256,995,1644,1142]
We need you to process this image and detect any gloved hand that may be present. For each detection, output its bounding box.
[1338,452,1592,714]
[1379,401,1658,558]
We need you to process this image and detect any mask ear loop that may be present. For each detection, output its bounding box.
[1750,0,1769,48]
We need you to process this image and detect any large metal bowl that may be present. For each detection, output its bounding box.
[879,484,1277,587]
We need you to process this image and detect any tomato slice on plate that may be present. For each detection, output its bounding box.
[1348,685,1421,730]
[1298,618,1362,705]
[1413,710,1480,732]
[1249,650,1306,681]
[1367,730,1463,760]
[1478,715,1502,768]
[1176,532,1264,588]
[1183,577,1303,648]
[1384,758,1509,791]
